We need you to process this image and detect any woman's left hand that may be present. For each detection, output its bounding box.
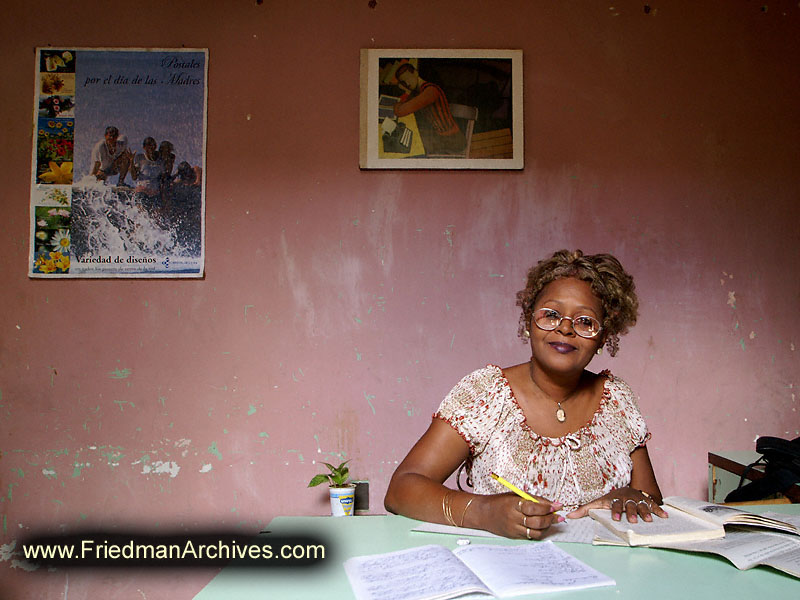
[565,487,668,522]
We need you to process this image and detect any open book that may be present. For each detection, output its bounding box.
[590,497,800,578]
[343,541,614,600]
[654,519,800,577]
[590,496,799,547]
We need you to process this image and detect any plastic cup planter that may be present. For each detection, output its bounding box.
[308,460,356,517]
[329,486,356,517]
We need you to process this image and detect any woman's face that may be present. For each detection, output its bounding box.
[529,277,604,376]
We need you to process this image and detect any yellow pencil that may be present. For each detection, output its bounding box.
[490,472,540,504]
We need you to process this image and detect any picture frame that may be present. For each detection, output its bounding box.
[359,49,523,170]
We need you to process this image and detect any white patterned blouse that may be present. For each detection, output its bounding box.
[434,365,650,511]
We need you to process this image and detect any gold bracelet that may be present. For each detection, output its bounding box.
[442,491,457,526]
[459,497,474,527]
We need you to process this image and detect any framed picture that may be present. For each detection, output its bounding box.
[359,49,523,170]
[29,47,207,278]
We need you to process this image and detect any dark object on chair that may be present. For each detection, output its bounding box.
[725,436,800,503]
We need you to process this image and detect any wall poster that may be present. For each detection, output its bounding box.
[29,47,207,278]
[359,49,523,170]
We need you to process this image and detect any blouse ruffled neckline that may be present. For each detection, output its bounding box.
[488,364,613,446]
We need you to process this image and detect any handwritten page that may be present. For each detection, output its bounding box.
[454,541,615,595]
[343,544,490,600]
[344,542,615,600]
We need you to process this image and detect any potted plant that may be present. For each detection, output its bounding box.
[308,460,356,517]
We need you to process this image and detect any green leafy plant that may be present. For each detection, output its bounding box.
[308,460,351,487]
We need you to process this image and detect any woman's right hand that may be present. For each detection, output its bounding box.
[475,492,563,539]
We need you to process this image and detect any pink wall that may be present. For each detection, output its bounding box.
[1,1,798,598]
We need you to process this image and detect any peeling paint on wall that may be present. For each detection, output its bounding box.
[142,461,181,478]
[109,368,133,379]
[208,441,223,460]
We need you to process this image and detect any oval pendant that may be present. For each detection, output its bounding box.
[556,407,566,422]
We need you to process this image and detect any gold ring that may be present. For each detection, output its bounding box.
[641,491,652,499]
[523,515,528,527]
[518,499,523,511]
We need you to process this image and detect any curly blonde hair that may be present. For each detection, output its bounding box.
[515,250,638,356]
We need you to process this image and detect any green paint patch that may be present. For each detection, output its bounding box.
[247,404,257,416]
[53,499,63,506]
[101,448,124,466]
[208,442,223,460]
[109,368,132,379]
[364,392,376,415]
[113,400,136,412]
[739,338,746,351]
[259,432,269,438]
[12,468,24,478]
[287,449,305,462]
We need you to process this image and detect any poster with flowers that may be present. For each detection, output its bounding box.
[29,48,207,277]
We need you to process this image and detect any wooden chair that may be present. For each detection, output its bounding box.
[426,103,478,158]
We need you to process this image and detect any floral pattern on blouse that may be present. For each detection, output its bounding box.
[434,365,650,511]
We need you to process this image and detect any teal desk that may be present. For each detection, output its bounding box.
[194,506,800,599]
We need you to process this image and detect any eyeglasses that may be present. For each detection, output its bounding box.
[532,308,603,339]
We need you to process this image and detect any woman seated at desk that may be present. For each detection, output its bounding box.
[385,250,667,539]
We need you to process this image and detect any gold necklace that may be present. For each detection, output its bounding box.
[528,362,577,423]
